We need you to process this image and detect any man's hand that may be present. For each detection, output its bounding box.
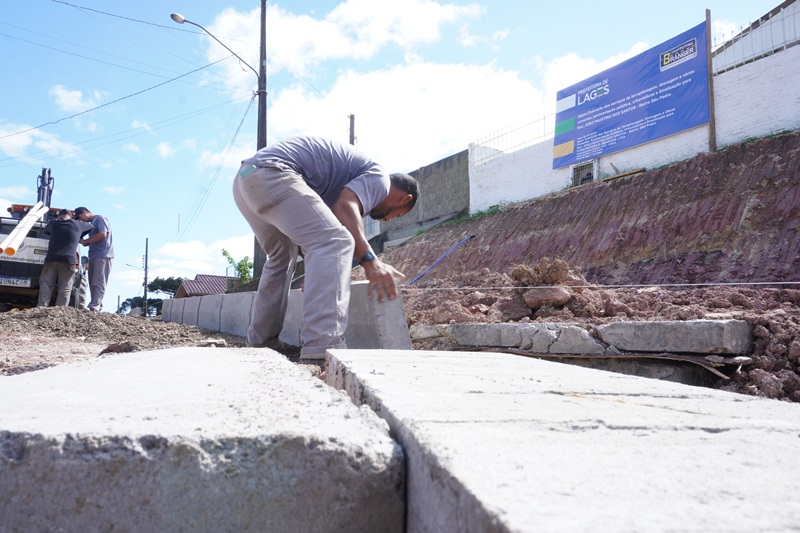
[363,259,405,302]
[79,240,89,247]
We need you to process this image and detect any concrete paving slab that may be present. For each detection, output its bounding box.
[326,349,800,533]
[0,348,404,533]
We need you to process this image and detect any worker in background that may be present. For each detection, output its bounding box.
[37,209,92,307]
[74,207,113,312]
[233,135,418,364]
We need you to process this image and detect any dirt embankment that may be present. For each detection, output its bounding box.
[378,131,800,402]
[383,130,800,286]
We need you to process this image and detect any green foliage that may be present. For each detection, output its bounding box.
[147,276,183,297]
[118,296,163,316]
[444,204,504,226]
[222,248,254,284]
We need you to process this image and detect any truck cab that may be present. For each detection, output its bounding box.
[0,169,63,310]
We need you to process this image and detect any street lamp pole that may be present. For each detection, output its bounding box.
[170,0,267,149]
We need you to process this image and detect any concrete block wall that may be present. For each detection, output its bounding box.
[383,150,470,242]
[163,281,412,350]
[714,44,800,146]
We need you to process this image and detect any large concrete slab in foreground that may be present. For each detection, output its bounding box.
[0,348,404,533]
[326,349,800,533]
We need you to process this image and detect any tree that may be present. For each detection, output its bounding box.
[147,276,183,298]
[119,296,163,316]
[222,248,254,284]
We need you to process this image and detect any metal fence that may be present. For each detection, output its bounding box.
[471,114,555,165]
[712,0,799,74]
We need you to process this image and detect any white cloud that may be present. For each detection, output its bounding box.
[540,42,649,105]
[0,122,78,161]
[150,235,254,279]
[265,61,545,171]
[123,143,141,153]
[49,85,106,113]
[712,19,740,49]
[131,119,152,132]
[181,138,198,151]
[103,186,124,195]
[0,186,30,200]
[207,0,483,97]
[458,25,508,50]
[156,141,175,157]
[198,143,253,173]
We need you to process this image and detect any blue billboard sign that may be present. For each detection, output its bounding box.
[553,22,710,169]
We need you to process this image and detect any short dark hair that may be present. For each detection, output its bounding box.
[389,173,419,211]
[73,207,89,216]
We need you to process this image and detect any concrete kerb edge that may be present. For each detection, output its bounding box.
[161,299,174,322]
[197,294,224,332]
[182,296,202,327]
[412,320,755,356]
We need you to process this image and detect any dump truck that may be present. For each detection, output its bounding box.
[0,168,68,310]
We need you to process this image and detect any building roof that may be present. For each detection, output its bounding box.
[175,274,237,298]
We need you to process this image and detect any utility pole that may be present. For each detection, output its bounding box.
[171,3,269,273]
[257,0,267,150]
[349,114,355,145]
[142,238,149,317]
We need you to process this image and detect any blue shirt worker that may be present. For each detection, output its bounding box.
[74,207,113,312]
[37,209,93,307]
[234,136,419,364]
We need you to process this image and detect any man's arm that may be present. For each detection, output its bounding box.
[331,187,405,302]
[80,230,106,246]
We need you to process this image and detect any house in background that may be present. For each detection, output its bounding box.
[174,274,237,299]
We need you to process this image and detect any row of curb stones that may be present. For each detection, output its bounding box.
[409,319,754,356]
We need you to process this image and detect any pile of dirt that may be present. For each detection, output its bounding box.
[0,306,244,376]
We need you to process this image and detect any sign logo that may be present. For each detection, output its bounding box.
[660,38,697,71]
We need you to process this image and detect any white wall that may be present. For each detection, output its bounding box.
[468,44,800,214]
[715,44,800,146]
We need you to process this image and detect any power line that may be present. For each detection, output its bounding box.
[51,0,185,31]
[0,58,230,142]
[0,95,250,168]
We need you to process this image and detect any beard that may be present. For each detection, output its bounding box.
[368,205,389,220]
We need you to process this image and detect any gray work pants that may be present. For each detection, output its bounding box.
[37,261,77,307]
[232,163,354,359]
[87,257,113,312]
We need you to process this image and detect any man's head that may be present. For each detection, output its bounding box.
[57,209,71,220]
[73,207,91,221]
[369,173,419,222]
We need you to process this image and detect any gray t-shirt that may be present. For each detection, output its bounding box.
[242,136,390,214]
[87,214,113,259]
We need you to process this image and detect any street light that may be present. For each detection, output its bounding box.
[170,2,267,150]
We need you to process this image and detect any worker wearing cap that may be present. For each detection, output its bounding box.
[234,136,418,364]
[74,207,114,312]
[37,209,93,307]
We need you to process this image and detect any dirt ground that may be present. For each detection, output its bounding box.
[2,259,799,403]
[0,306,246,376]
[398,259,800,403]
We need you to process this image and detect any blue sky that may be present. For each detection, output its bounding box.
[0,0,778,311]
